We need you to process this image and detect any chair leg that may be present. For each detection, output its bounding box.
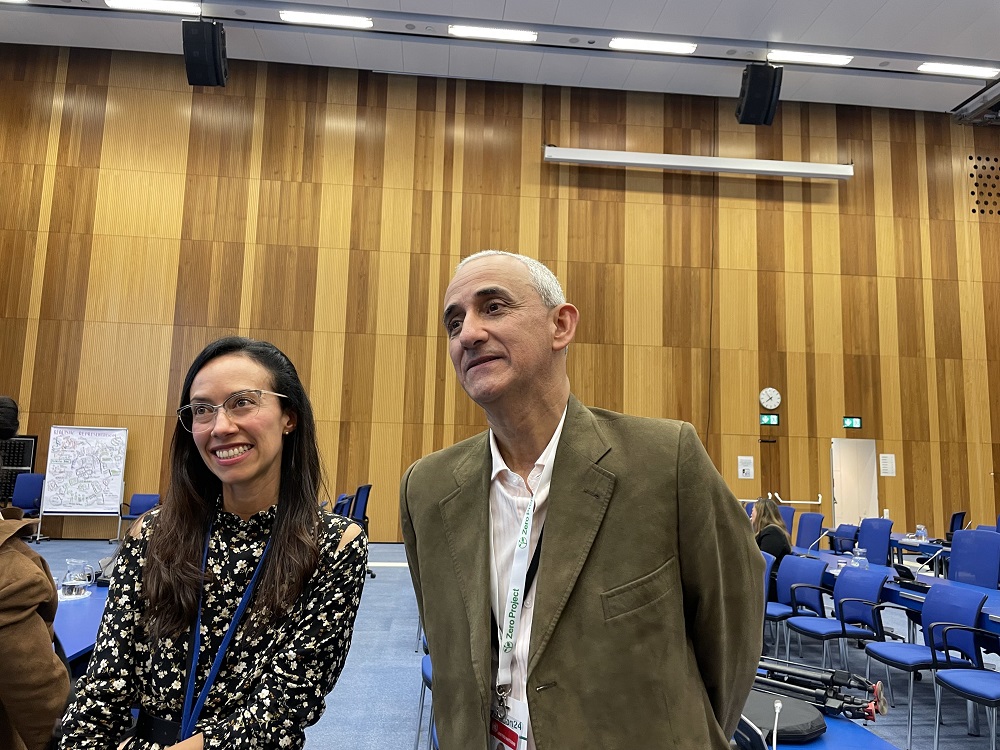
[426,705,435,750]
[822,641,828,669]
[866,654,871,681]
[934,680,942,750]
[415,616,423,653]
[797,630,803,657]
[839,639,849,672]
[883,662,895,708]
[969,698,981,736]
[785,625,791,661]
[988,705,996,750]
[907,672,915,750]
[414,682,427,750]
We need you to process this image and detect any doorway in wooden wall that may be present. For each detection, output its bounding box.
[831,438,878,526]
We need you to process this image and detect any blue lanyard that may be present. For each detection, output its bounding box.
[180,523,272,740]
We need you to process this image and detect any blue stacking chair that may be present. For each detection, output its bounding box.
[948,511,968,538]
[332,493,353,516]
[414,652,433,750]
[745,501,755,518]
[866,585,988,750]
[117,492,159,539]
[778,504,795,534]
[351,484,375,579]
[795,512,825,549]
[785,567,888,670]
[830,523,859,553]
[764,555,827,656]
[932,624,1000,750]
[761,551,775,600]
[948,529,1000,588]
[11,472,44,519]
[857,517,893,566]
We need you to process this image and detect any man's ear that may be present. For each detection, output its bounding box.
[551,303,579,353]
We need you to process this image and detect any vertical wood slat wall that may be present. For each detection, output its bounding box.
[1,43,998,541]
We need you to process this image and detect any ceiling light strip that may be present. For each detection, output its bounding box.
[918,62,1000,79]
[766,50,853,66]
[278,10,373,28]
[609,38,696,55]
[543,146,853,180]
[447,25,537,42]
[104,0,200,13]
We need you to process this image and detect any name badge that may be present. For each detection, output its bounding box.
[489,697,529,750]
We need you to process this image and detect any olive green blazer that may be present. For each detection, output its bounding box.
[401,396,764,749]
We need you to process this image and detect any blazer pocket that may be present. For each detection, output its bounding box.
[601,557,677,621]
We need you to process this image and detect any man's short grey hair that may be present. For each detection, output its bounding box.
[456,250,566,309]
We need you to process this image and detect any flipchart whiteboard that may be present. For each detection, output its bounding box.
[42,426,127,515]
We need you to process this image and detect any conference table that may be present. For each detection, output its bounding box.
[55,585,108,666]
[792,546,1000,635]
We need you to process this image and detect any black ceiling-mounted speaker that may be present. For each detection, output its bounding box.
[735,62,782,126]
[182,19,228,87]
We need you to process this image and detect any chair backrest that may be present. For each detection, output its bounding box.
[976,525,997,533]
[127,493,159,516]
[774,554,827,614]
[830,523,858,553]
[745,501,755,519]
[332,493,353,516]
[948,529,1000,588]
[833,567,888,632]
[778,504,795,533]
[761,551,775,601]
[795,512,825,549]
[921,584,988,659]
[857,517,893,566]
[351,484,372,523]
[950,511,968,534]
[11,473,44,511]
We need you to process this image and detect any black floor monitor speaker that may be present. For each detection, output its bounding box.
[183,19,228,87]
[735,62,782,126]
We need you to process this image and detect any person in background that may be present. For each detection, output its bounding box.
[0,512,70,750]
[751,496,792,596]
[61,337,368,749]
[402,250,763,749]
[0,396,19,439]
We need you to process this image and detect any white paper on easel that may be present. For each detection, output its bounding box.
[738,456,754,480]
[879,454,896,477]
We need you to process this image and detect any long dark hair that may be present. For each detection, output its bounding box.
[752,496,790,542]
[143,337,322,640]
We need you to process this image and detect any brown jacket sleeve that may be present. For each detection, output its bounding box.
[0,542,71,750]
[676,422,764,740]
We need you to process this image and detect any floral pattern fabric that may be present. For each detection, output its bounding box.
[60,504,367,750]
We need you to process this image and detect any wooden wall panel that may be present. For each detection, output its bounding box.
[2,44,999,539]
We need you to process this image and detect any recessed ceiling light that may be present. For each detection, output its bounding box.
[278,10,373,28]
[766,50,853,66]
[447,25,537,42]
[609,38,697,55]
[104,0,200,13]
[918,62,1000,78]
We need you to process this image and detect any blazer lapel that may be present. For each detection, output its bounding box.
[527,397,615,675]
[438,435,493,710]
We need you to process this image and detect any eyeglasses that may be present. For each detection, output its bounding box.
[177,389,287,433]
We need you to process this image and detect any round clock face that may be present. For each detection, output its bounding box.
[759,387,781,410]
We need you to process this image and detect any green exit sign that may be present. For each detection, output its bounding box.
[760,414,779,426]
[843,416,862,429]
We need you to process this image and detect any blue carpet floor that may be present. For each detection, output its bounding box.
[37,538,1000,749]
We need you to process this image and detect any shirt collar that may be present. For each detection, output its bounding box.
[489,404,569,482]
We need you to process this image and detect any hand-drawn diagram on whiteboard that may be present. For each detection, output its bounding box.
[43,426,128,515]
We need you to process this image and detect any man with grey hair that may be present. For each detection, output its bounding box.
[401,250,763,749]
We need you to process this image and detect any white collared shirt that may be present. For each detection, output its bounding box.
[488,405,568,750]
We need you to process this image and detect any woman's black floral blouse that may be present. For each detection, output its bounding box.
[60,504,367,749]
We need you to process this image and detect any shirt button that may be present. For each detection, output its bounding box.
[524,596,533,609]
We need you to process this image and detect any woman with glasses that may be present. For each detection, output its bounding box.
[61,337,368,749]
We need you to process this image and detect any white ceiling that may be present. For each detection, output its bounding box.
[1,0,998,113]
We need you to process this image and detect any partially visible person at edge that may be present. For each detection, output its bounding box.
[60,337,368,749]
[751,496,792,600]
[0,395,19,439]
[0,513,70,750]
[401,250,764,749]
